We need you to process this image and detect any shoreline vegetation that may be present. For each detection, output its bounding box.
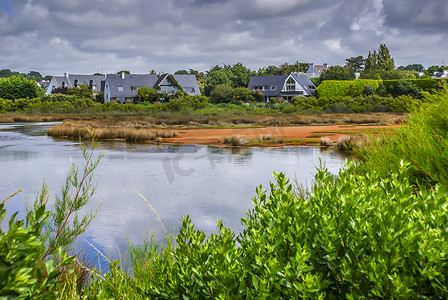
[36,112,401,147]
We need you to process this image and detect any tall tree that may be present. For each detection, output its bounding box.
[226,62,254,88]
[377,44,395,71]
[364,51,378,73]
[345,56,366,72]
[204,70,230,96]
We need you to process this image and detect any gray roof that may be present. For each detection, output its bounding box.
[291,73,316,95]
[106,73,201,98]
[50,74,105,92]
[106,74,159,98]
[248,75,287,97]
[173,74,201,95]
[68,74,105,90]
[248,73,316,97]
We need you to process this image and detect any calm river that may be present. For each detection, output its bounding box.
[0,122,346,262]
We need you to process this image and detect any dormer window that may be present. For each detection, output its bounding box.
[118,87,124,92]
[62,82,65,88]
[271,86,276,91]
[131,86,140,92]
[74,79,78,87]
[89,80,93,87]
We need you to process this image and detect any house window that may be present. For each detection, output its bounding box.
[285,77,295,91]
[270,86,276,91]
[74,79,78,87]
[253,86,269,91]
[118,87,124,92]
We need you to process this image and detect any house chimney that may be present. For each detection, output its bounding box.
[64,72,69,78]
[121,72,125,79]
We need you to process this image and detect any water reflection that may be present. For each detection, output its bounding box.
[0,123,346,260]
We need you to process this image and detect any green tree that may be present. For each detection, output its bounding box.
[377,44,395,71]
[26,71,43,82]
[204,70,231,96]
[426,65,442,75]
[174,70,189,75]
[226,62,254,88]
[364,50,378,73]
[345,56,366,72]
[210,84,234,103]
[0,69,20,78]
[116,70,130,74]
[403,64,424,72]
[0,76,40,99]
[137,86,158,102]
[320,66,355,81]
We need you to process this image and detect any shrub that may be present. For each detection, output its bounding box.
[0,76,40,100]
[315,79,381,98]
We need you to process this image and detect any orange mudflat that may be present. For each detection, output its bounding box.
[164,124,399,146]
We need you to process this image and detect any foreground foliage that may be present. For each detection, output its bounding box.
[83,161,448,299]
[359,88,448,186]
[0,143,101,299]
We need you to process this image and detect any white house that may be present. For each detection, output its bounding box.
[248,73,316,102]
[45,73,105,95]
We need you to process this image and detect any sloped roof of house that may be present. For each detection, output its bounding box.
[173,74,201,95]
[248,75,288,96]
[68,74,105,88]
[290,73,316,95]
[106,74,159,98]
[49,74,105,92]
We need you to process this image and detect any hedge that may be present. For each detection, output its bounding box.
[315,80,381,98]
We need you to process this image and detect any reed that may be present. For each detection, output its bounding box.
[48,124,178,143]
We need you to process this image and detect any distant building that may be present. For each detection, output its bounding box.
[46,73,105,96]
[248,73,316,102]
[104,73,200,104]
[306,63,329,77]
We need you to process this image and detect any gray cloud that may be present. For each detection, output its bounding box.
[0,0,446,75]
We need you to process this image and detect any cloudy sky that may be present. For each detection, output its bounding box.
[0,0,447,76]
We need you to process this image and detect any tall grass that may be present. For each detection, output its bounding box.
[48,124,178,142]
[358,88,448,186]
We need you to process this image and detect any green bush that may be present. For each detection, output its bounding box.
[0,76,41,100]
[315,79,381,98]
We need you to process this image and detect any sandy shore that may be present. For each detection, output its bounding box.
[164,124,397,146]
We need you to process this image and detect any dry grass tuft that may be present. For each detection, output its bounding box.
[336,135,368,152]
[320,136,332,147]
[222,135,248,146]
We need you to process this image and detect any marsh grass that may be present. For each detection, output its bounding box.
[48,124,178,143]
[320,136,332,147]
[336,135,369,152]
[358,88,448,186]
[222,135,248,146]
